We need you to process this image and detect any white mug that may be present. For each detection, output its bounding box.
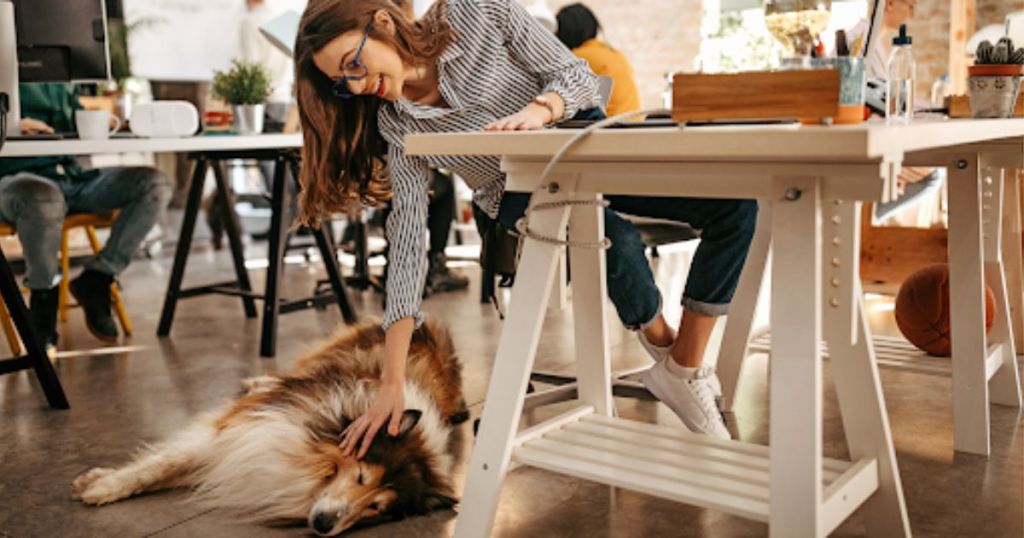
[75,110,122,140]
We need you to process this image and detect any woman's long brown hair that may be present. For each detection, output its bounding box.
[294,0,453,226]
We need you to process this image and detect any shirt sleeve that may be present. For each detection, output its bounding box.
[381,144,431,331]
[479,0,600,119]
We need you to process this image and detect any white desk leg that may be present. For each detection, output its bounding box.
[1000,170,1024,354]
[824,201,910,537]
[769,178,823,537]
[568,193,614,416]
[454,185,575,538]
[549,251,569,312]
[947,154,991,456]
[718,199,772,413]
[985,168,1023,408]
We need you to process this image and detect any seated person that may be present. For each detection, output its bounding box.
[555,3,640,117]
[0,83,172,350]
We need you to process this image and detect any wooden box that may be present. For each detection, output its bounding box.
[672,70,841,122]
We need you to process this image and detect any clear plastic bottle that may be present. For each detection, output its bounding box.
[886,24,915,124]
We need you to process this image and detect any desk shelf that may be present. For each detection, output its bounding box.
[513,408,878,532]
[748,332,1011,379]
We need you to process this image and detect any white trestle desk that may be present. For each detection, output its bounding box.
[0,133,357,357]
[405,119,1024,537]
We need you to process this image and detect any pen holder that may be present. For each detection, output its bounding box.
[807,57,865,124]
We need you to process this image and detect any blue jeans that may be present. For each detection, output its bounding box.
[0,168,172,290]
[497,193,757,327]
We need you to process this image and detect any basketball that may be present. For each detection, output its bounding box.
[894,264,996,357]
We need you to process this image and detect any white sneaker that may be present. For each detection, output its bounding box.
[640,360,731,440]
[637,330,672,363]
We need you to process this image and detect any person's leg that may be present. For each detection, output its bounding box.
[64,166,172,341]
[424,170,468,295]
[0,173,67,348]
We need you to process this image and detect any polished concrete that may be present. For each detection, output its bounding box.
[0,240,1021,537]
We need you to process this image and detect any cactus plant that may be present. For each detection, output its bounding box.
[975,37,1024,65]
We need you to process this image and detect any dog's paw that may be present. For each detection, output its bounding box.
[240,375,280,394]
[74,474,135,506]
[71,467,115,501]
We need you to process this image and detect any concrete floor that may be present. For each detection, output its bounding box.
[0,241,1021,537]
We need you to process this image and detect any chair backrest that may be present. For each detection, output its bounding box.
[596,76,614,113]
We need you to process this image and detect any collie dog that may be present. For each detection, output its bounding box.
[71,321,468,536]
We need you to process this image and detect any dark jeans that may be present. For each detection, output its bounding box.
[0,168,172,290]
[497,194,757,326]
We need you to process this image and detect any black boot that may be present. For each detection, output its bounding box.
[28,287,59,352]
[69,269,119,343]
[424,253,469,297]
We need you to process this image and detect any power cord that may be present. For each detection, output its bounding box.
[0,91,8,151]
[514,108,674,249]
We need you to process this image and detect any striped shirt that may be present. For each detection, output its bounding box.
[377,0,600,330]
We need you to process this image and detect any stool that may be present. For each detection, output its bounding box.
[0,212,132,355]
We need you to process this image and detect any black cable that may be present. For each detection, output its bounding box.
[0,91,8,151]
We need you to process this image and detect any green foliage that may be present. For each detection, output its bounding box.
[212,60,272,105]
[976,37,1024,65]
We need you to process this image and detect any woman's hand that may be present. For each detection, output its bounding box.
[484,104,549,131]
[339,379,406,459]
[19,118,55,135]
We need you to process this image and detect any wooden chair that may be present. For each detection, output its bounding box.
[0,212,132,355]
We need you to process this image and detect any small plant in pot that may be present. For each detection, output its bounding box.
[968,37,1024,118]
[212,59,272,134]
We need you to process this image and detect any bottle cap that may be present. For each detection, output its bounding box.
[893,24,912,45]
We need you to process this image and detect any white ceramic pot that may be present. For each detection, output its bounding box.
[233,104,265,135]
[968,76,1021,118]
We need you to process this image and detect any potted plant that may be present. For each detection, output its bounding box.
[212,59,272,134]
[968,37,1024,118]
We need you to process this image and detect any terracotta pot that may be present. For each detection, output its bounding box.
[968,64,1024,77]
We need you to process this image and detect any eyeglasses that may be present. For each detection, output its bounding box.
[331,21,373,100]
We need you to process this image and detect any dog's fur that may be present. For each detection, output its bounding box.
[71,320,467,535]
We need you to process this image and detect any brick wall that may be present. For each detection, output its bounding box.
[542,0,1024,108]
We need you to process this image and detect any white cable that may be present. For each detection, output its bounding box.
[515,108,674,249]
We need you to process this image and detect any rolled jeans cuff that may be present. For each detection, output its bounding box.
[627,293,663,331]
[682,296,730,317]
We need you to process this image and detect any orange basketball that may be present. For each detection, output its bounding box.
[894,264,996,357]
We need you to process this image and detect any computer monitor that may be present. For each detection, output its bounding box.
[0,0,110,138]
[13,0,111,82]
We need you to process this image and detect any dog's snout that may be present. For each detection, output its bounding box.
[311,512,337,535]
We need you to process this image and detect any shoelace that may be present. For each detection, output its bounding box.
[696,365,722,398]
[690,368,722,420]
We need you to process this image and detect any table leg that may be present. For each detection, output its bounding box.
[260,155,288,358]
[158,157,208,336]
[947,153,991,456]
[454,185,576,538]
[768,177,822,536]
[211,160,258,319]
[718,199,772,412]
[1000,170,1024,353]
[984,168,1022,409]
[824,201,909,536]
[567,192,613,416]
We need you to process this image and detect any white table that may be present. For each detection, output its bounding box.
[0,133,301,157]
[0,133,356,357]
[406,119,1024,537]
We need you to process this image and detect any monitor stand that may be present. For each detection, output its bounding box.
[0,1,22,137]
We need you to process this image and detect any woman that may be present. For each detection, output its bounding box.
[555,3,640,117]
[294,0,756,457]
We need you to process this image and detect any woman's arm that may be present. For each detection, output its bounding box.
[340,145,430,459]
[479,0,599,120]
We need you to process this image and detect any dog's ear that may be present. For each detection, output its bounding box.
[424,491,459,511]
[394,410,422,437]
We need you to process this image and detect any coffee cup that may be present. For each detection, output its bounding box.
[75,110,122,140]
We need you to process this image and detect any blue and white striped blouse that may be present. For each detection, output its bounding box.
[377,0,600,329]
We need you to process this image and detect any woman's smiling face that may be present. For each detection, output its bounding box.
[313,13,408,102]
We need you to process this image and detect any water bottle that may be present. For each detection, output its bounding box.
[886,24,915,124]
